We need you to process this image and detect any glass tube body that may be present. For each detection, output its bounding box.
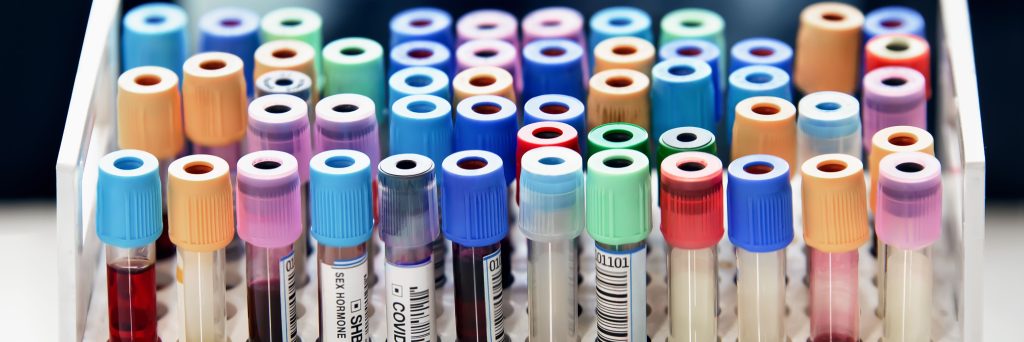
[105,244,158,342]
[177,248,228,341]
[808,248,859,342]
[317,242,371,342]
[385,244,436,342]
[594,241,648,342]
[246,244,298,342]
[736,248,786,342]
[667,246,718,342]
[452,242,506,342]
[528,238,578,342]
[882,246,932,342]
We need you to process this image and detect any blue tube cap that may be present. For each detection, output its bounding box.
[658,39,722,121]
[389,40,454,78]
[455,95,518,184]
[589,6,654,47]
[389,7,454,48]
[522,39,586,101]
[797,91,861,139]
[389,66,451,108]
[651,58,716,137]
[864,6,925,40]
[729,37,793,74]
[441,150,509,247]
[309,150,374,247]
[727,154,794,252]
[390,95,453,169]
[523,94,587,155]
[199,7,260,96]
[97,150,163,249]
[122,3,188,76]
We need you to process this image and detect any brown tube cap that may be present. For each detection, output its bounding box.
[868,126,934,212]
[793,2,864,94]
[801,153,869,253]
[587,68,651,131]
[182,52,248,147]
[117,66,184,160]
[452,66,516,108]
[254,39,318,102]
[593,36,656,76]
[167,154,235,252]
[731,96,797,176]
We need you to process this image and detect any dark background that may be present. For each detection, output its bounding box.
[7,0,1019,200]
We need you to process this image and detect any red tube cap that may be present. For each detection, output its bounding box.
[660,152,724,249]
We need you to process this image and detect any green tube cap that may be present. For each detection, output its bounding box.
[587,122,649,159]
[586,149,652,245]
[657,126,717,166]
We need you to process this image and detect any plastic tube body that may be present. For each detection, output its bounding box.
[177,249,228,341]
[736,249,786,342]
[105,244,158,342]
[667,247,717,342]
[809,249,860,342]
[452,242,506,342]
[317,243,370,342]
[528,239,578,342]
[245,244,299,342]
[882,247,932,342]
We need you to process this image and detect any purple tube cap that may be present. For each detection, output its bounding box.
[314,94,381,176]
[247,94,311,182]
[863,66,926,107]
[236,150,303,248]
[875,151,942,250]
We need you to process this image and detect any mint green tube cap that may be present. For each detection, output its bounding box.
[586,149,652,245]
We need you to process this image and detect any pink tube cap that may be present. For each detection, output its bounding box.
[314,94,381,179]
[456,9,519,47]
[861,66,927,151]
[236,150,303,248]
[875,151,942,250]
[247,94,312,183]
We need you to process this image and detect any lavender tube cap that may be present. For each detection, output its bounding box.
[875,151,942,250]
[247,94,312,183]
[236,150,303,248]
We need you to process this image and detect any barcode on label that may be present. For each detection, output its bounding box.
[594,246,647,342]
[482,248,506,342]
[280,251,299,342]
[387,259,435,342]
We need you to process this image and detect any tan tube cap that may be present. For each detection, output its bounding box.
[593,36,656,76]
[167,154,235,252]
[117,66,184,160]
[452,66,516,107]
[801,153,869,253]
[182,52,248,147]
[869,126,934,212]
[254,39,318,102]
[731,96,797,176]
[793,2,864,94]
[587,68,651,131]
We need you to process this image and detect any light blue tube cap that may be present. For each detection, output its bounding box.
[309,150,374,247]
[389,66,450,108]
[797,91,861,139]
[96,150,163,249]
[122,3,188,76]
[651,58,715,138]
[390,95,453,169]
[726,65,792,141]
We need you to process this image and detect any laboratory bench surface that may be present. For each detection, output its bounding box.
[0,200,1019,341]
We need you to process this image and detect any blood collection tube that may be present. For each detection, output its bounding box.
[379,154,440,342]
[729,37,793,74]
[593,36,656,76]
[516,121,581,202]
[588,69,651,131]
[731,96,797,175]
[523,95,587,153]
[310,150,374,342]
[167,154,235,341]
[440,151,509,342]
[457,9,519,47]
[389,66,451,107]
[117,66,184,259]
[658,39,722,120]
[236,150,303,342]
[122,3,187,76]
[455,39,521,95]
[587,122,649,159]
[861,67,927,152]
[97,150,162,342]
[254,39,318,102]
[793,2,864,94]
[651,58,716,137]
[521,39,587,101]
[199,7,260,96]
[876,152,942,342]
[864,33,932,98]
[390,7,454,48]
[727,155,794,342]
[452,66,516,107]
[248,94,313,286]
[802,153,870,342]
[255,70,314,117]
[260,7,324,86]
[864,6,925,41]
[522,6,588,76]
[660,152,724,342]
[182,52,248,165]
[390,40,454,78]
[590,7,653,51]
[724,65,791,150]
[587,149,652,342]
[519,146,584,342]
[797,91,862,167]
[657,127,716,166]
[322,37,386,118]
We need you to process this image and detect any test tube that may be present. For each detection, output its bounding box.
[727,155,794,342]
[587,122,649,159]
[97,150,162,342]
[236,151,303,342]
[724,65,792,149]
[260,7,324,87]
[864,33,932,98]
[389,67,451,107]
[876,152,942,342]
[452,66,516,107]
[199,7,260,96]
[521,39,587,101]
[660,152,724,342]
[863,6,925,41]
[588,69,651,131]
[122,3,187,75]
[651,58,716,137]
[310,150,375,342]
[793,2,864,94]
[802,153,870,342]
[861,67,927,152]
[247,94,313,286]
[516,122,581,202]
[587,149,653,342]
[455,39,521,94]
[519,146,584,342]
[390,7,454,48]
[441,150,509,342]
[322,37,386,118]
[182,52,248,165]
[522,6,588,76]
[390,40,455,77]
[593,36,656,76]
[657,39,722,121]
[379,154,440,342]
[254,39,318,102]
[167,154,235,341]
[797,91,863,167]
[730,96,798,175]
[656,127,717,166]
[729,37,793,74]
[589,6,653,51]
[457,9,519,47]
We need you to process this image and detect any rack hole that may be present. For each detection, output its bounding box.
[407,101,437,113]
[325,156,356,168]
[752,104,780,115]
[220,18,241,27]
[532,128,563,139]
[603,158,633,168]
[612,45,637,55]
[265,105,291,114]
[816,102,841,111]
[896,162,924,173]
[745,72,773,84]
[341,47,364,56]
[396,160,417,170]
[474,49,498,58]
[541,47,566,57]
[605,77,633,88]
[540,102,569,114]
[677,47,702,56]
[472,102,502,114]
[668,65,696,76]
[333,104,358,113]
[888,134,918,146]
[678,161,706,171]
[816,161,847,172]
[114,156,144,170]
[408,49,433,59]
[254,160,281,170]
[744,162,774,174]
[184,162,213,174]
[199,60,226,70]
[274,78,294,86]
[539,157,564,165]
[469,75,496,87]
[886,39,910,52]
[457,157,488,170]
[603,130,633,142]
[750,47,774,56]
[405,75,432,87]
[882,77,907,86]
[609,17,632,26]
[822,13,845,21]
[134,74,162,86]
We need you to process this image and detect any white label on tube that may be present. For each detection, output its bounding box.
[280,251,299,342]
[594,245,647,342]
[320,253,370,342]
[386,259,435,342]
[482,248,506,342]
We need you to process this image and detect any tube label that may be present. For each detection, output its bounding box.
[594,245,647,342]
[280,251,299,342]
[320,253,370,342]
[386,259,435,342]
[482,248,506,342]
